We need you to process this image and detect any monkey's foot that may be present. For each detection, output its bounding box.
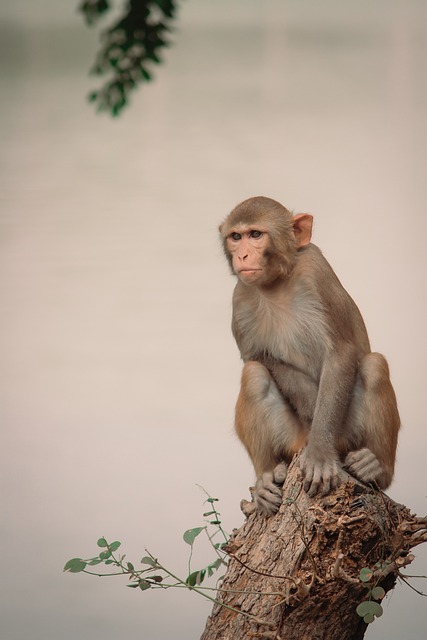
[254,463,288,516]
[344,448,382,485]
[240,499,256,517]
[272,461,288,485]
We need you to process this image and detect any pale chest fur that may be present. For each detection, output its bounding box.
[232,283,333,378]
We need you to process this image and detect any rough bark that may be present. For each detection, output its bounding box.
[201,454,427,640]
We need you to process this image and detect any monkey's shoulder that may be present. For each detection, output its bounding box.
[296,244,371,348]
[297,245,363,312]
[295,244,340,287]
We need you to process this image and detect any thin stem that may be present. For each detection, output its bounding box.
[145,551,275,628]
[83,570,124,577]
[228,552,297,586]
[204,529,228,566]
[196,484,229,543]
[398,573,427,597]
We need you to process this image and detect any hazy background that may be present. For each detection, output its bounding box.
[1,1,426,638]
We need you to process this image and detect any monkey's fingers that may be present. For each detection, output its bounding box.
[306,471,322,498]
[303,461,342,497]
[300,453,318,495]
[321,473,331,496]
[302,464,319,497]
[321,465,343,495]
[301,466,313,494]
[300,447,316,493]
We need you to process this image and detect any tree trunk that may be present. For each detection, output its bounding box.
[201,454,427,640]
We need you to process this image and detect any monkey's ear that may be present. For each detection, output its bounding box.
[292,214,313,247]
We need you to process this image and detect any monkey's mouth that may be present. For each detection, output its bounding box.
[238,269,263,283]
[239,268,262,274]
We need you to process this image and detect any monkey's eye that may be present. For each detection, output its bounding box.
[250,230,263,239]
[230,232,242,241]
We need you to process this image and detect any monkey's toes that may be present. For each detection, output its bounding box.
[240,499,256,517]
[344,448,381,482]
[255,491,282,515]
[273,462,288,486]
[254,473,284,515]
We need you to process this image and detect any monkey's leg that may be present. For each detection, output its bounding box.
[342,353,400,490]
[235,361,306,515]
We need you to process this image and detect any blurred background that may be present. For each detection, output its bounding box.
[1,1,426,638]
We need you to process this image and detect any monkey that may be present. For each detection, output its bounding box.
[219,196,400,515]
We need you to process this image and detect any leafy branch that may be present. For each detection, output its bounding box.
[79,0,180,115]
[64,495,228,591]
[356,565,387,624]
[63,495,283,627]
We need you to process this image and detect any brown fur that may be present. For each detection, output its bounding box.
[220,196,400,515]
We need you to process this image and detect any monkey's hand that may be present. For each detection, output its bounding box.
[299,445,344,497]
[254,463,288,515]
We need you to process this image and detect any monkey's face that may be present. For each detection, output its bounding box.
[225,226,277,286]
[220,197,313,287]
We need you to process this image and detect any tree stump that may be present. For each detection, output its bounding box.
[201,454,427,640]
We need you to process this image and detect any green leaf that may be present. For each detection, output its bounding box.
[206,498,219,503]
[97,537,108,548]
[141,556,157,567]
[185,571,197,586]
[357,601,373,616]
[79,0,110,26]
[207,558,223,576]
[356,600,383,623]
[183,527,205,546]
[141,67,152,81]
[359,567,374,583]
[63,558,87,573]
[371,586,385,600]
[87,558,103,566]
[127,562,135,572]
[127,582,139,588]
[147,575,163,583]
[139,580,151,591]
[99,550,112,560]
[186,569,207,586]
[108,540,121,552]
[203,511,216,517]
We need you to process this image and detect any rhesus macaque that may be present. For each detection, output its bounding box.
[220,196,400,515]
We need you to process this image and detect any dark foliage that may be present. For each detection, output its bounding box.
[79,0,179,115]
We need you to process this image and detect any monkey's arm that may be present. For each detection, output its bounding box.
[300,343,359,496]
